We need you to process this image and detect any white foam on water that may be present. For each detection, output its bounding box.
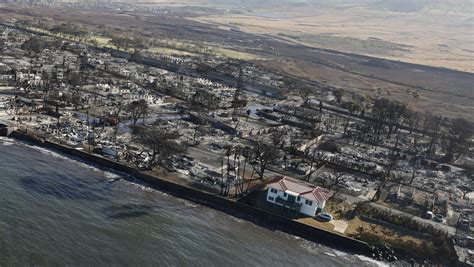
[334,250,349,257]
[1,139,13,146]
[104,171,122,180]
[4,138,126,182]
[324,252,336,257]
[298,239,388,266]
[0,136,15,145]
[121,179,165,194]
[225,214,245,224]
[298,239,324,256]
[355,255,390,267]
[183,201,199,208]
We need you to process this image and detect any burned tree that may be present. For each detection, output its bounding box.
[21,36,50,55]
[251,141,279,180]
[304,149,327,182]
[441,118,473,163]
[239,146,257,196]
[66,70,81,88]
[270,127,288,149]
[190,89,220,113]
[132,124,186,169]
[333,89,344,104]
[296,85,314,105]
[126,99,149,126]
[315,172,347,201]
[190,89,220,142]
[112,102,124,144]
[221,144,244,196]
[230,88,247,132]
[422,113,442,156]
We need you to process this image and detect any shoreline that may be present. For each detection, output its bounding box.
[3,129,378,259]
[0,138,386,267]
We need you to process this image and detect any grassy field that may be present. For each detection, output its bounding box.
[148,47,197,56]
[89,35,264,60]
[212,47,263,60]
[18,24,261,60]
[151,38,264,60]
[91,36,111,46]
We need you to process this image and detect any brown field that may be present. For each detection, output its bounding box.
[195,3,474,73]
[1,3,473,121]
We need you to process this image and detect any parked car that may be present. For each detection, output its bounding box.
[425,211,434,219]
[460,219,471,230]
[434,214,444,223]
[315,213,333,222]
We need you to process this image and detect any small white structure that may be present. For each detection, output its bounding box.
[266,176,331,217]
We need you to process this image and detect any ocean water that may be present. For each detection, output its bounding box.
[0,138,385,266]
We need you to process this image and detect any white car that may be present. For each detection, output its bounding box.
[425,211,434,219]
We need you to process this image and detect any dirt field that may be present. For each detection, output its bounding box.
[194,3,474,73]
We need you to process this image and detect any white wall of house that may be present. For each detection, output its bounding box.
[266,187,287,203]
[300,199,318,217]
[266,187,325,217]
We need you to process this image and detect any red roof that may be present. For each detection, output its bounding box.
[267,176,331,203]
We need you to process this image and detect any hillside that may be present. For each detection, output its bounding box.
[192,0,474,72]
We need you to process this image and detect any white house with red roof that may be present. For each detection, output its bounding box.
[266,176,331,217]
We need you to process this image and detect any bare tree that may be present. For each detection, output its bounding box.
[240,146,257,195]
[304,149,327,182]
[423,114,442,156]
[190,89,220,114]
[270,127,288,149]
[221,144,234,196]
[190,89,220,142]
[372,156,399,202]
[251,141,279,180]
[296,85,314,105]
[317,172,347,201]
[230,88,247,134]
[132,124,186,169]
[441,118,473,162]
[284,77,314,105]
[342,101,359,135]
[333,89,344,104]
[112,102,124,144]
[126,99,148,126]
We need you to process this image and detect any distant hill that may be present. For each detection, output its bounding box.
[2,0,473,14]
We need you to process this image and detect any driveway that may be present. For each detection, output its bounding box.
[330,219,349,234]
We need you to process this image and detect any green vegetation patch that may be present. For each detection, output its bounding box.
[152,38,264,60]
[147,47,197,57]
[90,36,112,46]
[50,23,88,37]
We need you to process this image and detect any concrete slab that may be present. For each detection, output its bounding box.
[330,219,348,233]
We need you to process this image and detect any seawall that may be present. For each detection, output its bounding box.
[7,130,374,257]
